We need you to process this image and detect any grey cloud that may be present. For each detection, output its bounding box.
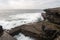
[0,0,60,9]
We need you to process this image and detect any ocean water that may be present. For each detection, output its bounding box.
[0,9,45,40]
[0,9,45,30]
[0,13,44,30]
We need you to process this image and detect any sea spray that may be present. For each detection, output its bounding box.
[0,13,44,30]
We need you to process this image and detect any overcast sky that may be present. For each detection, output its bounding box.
[0,0,60,9]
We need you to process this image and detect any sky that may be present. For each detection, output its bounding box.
[0,0,60,9]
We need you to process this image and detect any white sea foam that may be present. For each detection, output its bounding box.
[14,33,35,40]
[0,13,44,30]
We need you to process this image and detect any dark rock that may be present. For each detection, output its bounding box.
[0,25,3,32]
[0,25,3,37]
[44,8,60,25]
[42,26,58,40]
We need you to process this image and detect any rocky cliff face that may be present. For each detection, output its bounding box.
[43,7,60,40]
[44,8,60,25]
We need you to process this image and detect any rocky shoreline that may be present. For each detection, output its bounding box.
[0,7,60,40]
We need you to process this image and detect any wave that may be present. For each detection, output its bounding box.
[0,13,44,30]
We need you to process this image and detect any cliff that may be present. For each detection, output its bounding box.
[44,7,60,24]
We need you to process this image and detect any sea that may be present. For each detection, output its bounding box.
[0,9,45,40]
